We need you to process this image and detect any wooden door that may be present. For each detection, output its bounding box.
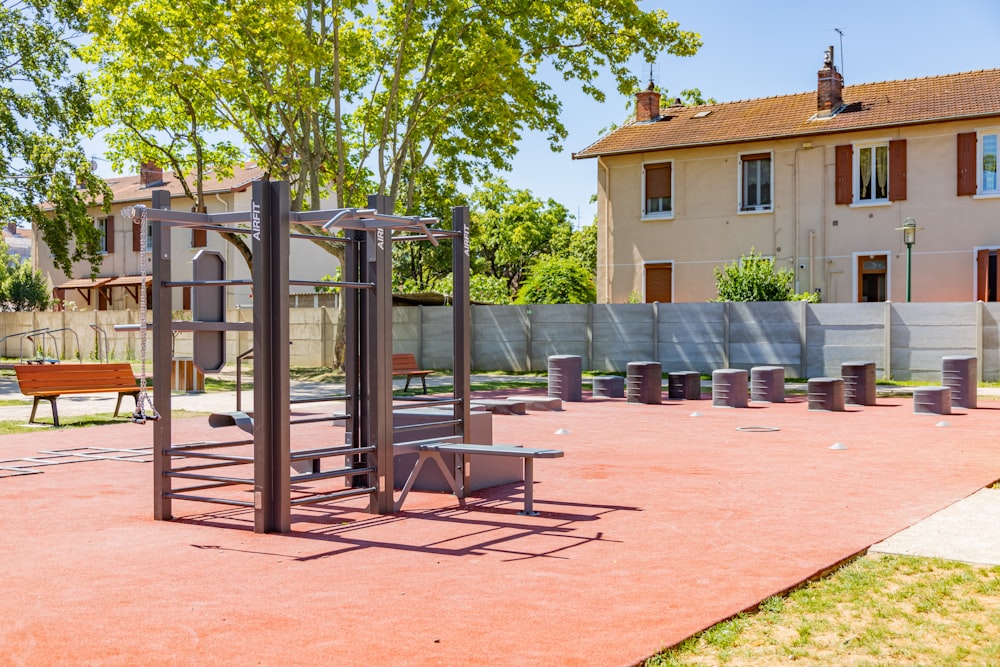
[857,254,887,302]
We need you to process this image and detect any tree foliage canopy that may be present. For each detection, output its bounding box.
[1,0,110,276]
[82,0,700,215]
[515,254,595,304]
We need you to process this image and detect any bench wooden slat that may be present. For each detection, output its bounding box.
[391,353,432,393]
[13,363,141,426]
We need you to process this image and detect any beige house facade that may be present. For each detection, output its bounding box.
[574,51,1000,304]
[35,163,341,311]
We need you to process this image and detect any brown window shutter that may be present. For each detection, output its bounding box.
[132,217,141,251]
[835,145,853,204]
[106,216,115,254]
[888,139,907,201]
[191,205,207,247]
[957,132,977,196]
[645,163,672,198]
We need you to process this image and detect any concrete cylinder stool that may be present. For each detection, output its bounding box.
[841,361,877,406]
[913,386,951,415]
[626,361,662,404]
[750,366,785,403]
[548,355,583,402]
[807,377,845,411]
[712,369,748,408]
[668,371,702,400]
[941,355,977,409]
[591,375,624,398]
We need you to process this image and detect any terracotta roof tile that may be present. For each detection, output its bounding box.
[108,163,265,204]
[574,69,1000,158]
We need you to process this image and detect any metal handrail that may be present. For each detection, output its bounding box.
[89,325,109,363]
[235,347,254,411]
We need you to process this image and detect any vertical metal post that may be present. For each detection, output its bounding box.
[251,180,291,533]
[151,190,173,521]
[367,194,394,514]
[345,229,365,489]
[452,207,472,493]
[905,242,913,302]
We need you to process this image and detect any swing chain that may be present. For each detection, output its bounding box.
[131,205,159,424]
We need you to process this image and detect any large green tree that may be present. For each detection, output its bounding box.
[83,0,700,214]
[1,0,110,276]
[469,178,574,298]
[82,0,701,360]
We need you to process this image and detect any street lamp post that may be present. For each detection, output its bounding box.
[896,217,918,302]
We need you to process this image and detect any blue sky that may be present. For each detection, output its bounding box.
[504,0,1000,227]
[84,0,999,227]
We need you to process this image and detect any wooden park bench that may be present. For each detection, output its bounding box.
[14,363,140,427]
[392,353,432,393]
[395,441,564,515]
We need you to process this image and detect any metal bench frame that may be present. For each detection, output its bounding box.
[395,441,564,516]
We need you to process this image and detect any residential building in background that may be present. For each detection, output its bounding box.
[574,49,1000,304]
[33,163,341,311]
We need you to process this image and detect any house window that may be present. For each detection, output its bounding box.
[96,216,114,254]
[981,131,998,194]
[643,162,672,217]
[837,141,906,204]
[739,153,772,212]
[858,144,889,202]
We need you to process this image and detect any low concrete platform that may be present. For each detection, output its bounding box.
[471,398,526,415]
[504,396,562,411]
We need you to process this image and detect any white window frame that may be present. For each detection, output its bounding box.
[737,151,773,213]
[641,161,673,220]
[96,217,111,254]
[977,128,1000,197]
[145,220,154,251]
[852,140,891,206]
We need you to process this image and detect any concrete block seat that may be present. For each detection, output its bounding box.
[807,377,845,412]
[942,355,977,409]
[750,366,784,403]
[548,355,582,402]
[591,375,624,398]
[712,368,748,408]
[626,361,662,404]
[842,361,877,406]
[668,371,702,400]
[913,386,952,415]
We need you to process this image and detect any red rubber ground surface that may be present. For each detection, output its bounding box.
[2,393,997,666]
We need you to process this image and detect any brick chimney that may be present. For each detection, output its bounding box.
[816,45,843,117]
[140,162,163,187]
[635,81,661,122]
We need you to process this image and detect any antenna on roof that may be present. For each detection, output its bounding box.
[833,27,845,77]
[642,60,659,91]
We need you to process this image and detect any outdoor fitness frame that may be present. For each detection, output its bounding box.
[143,181,471,533]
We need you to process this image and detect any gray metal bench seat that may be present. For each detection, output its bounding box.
[396,442,564,516]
